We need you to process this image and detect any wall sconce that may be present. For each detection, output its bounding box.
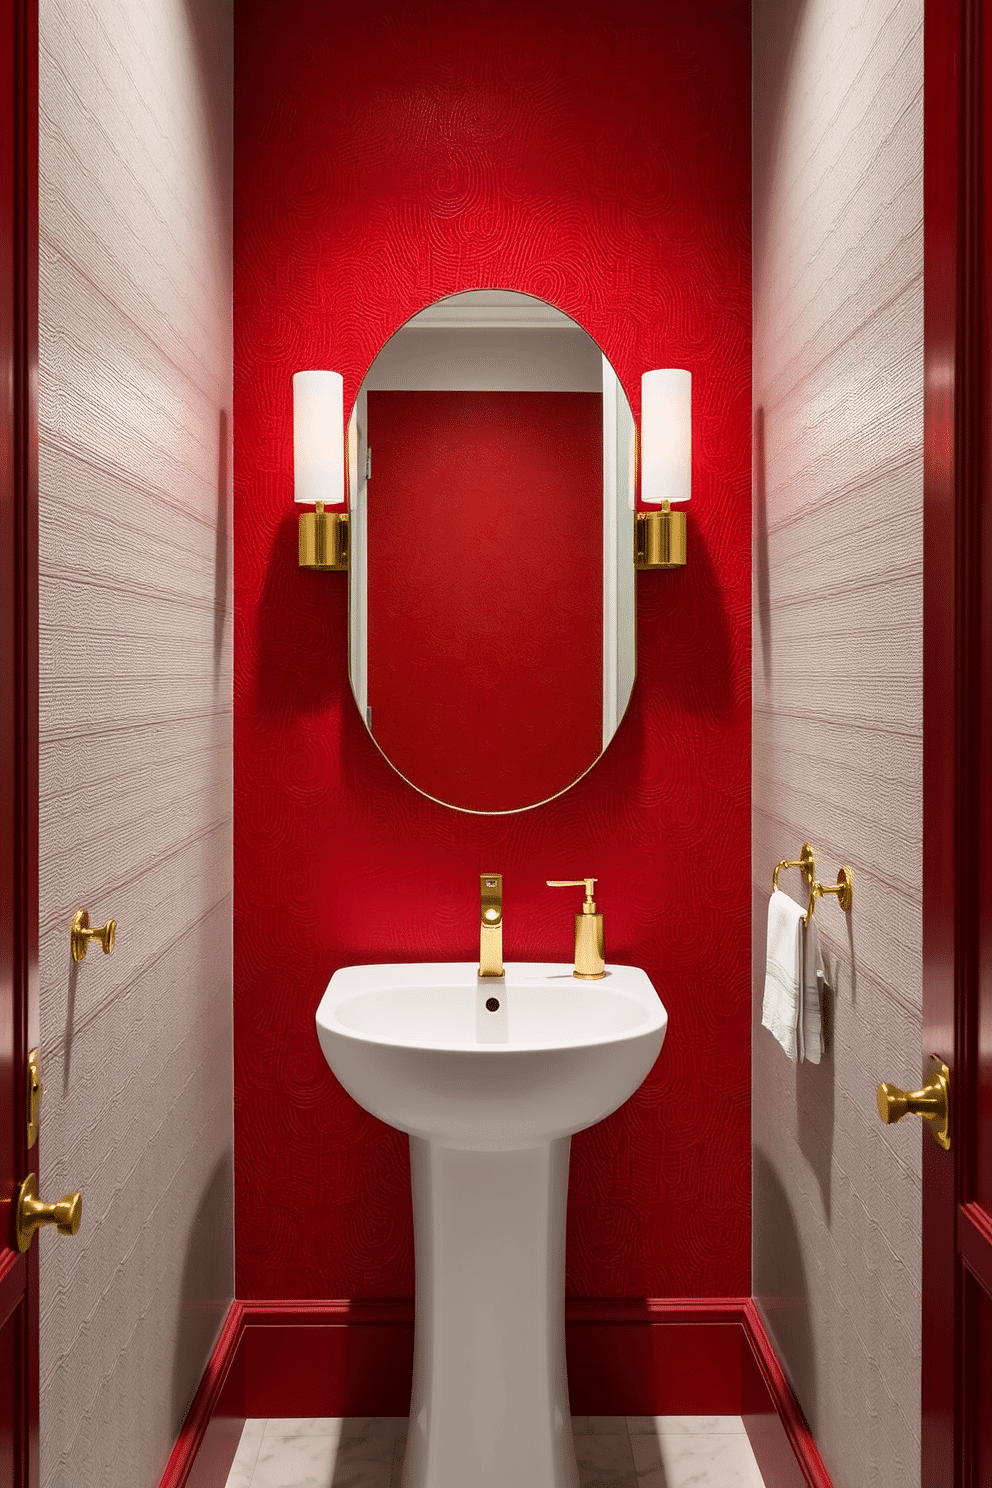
[295,370,349,570]
[635,368,690,569]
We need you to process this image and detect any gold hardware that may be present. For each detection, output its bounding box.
[26,1049,42,1149]
[635,503,687,568]
[299,503,349,570]
[771,843,853,925]
[772,842,816,893]
[877,1056,950,1151]
[546,879,605,979]
[71,909,116,963]
[479,873,504,979]
[14,1173,82,1253]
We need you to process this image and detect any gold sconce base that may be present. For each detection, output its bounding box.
[299,503,349,570]
[635,505,687,569]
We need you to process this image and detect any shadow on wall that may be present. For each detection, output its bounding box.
[171,1150,235,1436]
[753,877,837,1234]
[180,0,234,250]
[636,515,737,724]
[752,0,811,271]
[754,406,772,682]
[255,512,346,721]
[795,959,836,1226]
[752,1146,818,1434]
[215,409,230,680]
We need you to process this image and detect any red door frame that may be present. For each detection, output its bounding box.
[0,0,38,1483]
[922,0,992,1482]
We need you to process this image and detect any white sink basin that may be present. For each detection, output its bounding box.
[316,961,667,1147]
[315,961,667,1488]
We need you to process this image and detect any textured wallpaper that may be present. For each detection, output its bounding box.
[36,2,233,1485]
[234,0,753,1303]
[752,2,924,1485]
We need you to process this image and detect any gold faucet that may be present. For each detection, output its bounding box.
[479,873,504,978]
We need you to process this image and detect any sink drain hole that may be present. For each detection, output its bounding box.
[485,997,500,1012]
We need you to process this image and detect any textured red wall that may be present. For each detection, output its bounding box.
[367,390,603,811]
[234,0,752,1300]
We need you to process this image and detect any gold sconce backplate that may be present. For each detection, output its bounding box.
[635,504,687,568]
[71,909,116,962]
[299,503,349,570]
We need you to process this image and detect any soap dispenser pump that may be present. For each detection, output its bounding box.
[546,878,605,980]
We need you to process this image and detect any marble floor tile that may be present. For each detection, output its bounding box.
[626,1415,747,1436]
[248,1433,341,1488]
[262,1419,344,1441]
[631,1430,765,1488]
[339,1416,409,1443]
[573,1430,638,1488]
[226,1413,766,1488]
[225,1419,266,1488]
[322,1432,396,1488]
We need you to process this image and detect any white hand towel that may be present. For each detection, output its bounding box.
[761,889,805,1061]
[801,916,825,1064]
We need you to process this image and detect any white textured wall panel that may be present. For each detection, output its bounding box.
[752,3,923,1486]
[37,2,233,1485]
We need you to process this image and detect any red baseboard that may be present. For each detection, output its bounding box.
[742,1300,833,1488]
[158,1302,246,1488]
[163,1296,835,1488]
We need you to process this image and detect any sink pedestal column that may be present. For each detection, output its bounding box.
[401,1136,579,1488]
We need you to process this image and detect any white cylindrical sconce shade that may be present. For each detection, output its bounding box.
[640,369,691,504]
[294,370,345,505]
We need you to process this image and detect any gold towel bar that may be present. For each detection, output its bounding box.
[772,842,854,925]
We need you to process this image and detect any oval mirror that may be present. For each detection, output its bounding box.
[348,290,636,813]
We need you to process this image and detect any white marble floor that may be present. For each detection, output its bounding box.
[224,1414,768,1487]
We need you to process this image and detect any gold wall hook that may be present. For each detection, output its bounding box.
[806,867,854,924]
[771,843,853,925]
[877,1056,950,1151]
[71,909,116,962]
[15,1173,82,1252]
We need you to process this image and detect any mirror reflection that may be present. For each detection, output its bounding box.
[348,291,636,813]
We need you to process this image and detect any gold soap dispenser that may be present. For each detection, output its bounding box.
[546,878,605,979]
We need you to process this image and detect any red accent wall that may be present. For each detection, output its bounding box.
[366,390,603,812]
[234,0,751,1301]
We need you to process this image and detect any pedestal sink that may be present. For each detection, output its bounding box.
[315,962,667,1488]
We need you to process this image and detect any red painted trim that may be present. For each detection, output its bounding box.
[231,1298,751,1418]
[922,0,990,1482]
[236,1295,751,1327]
[0,1253,27,1334]
[174,1299,837,1488]
[565,1295,749,1324]
[234,1297,414,1326]
[0,2,39,1484]
[175,1297,835,1488]
[742,1302,833,1488]
[959,1203,992,1299]
[157,1303,245,1488]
